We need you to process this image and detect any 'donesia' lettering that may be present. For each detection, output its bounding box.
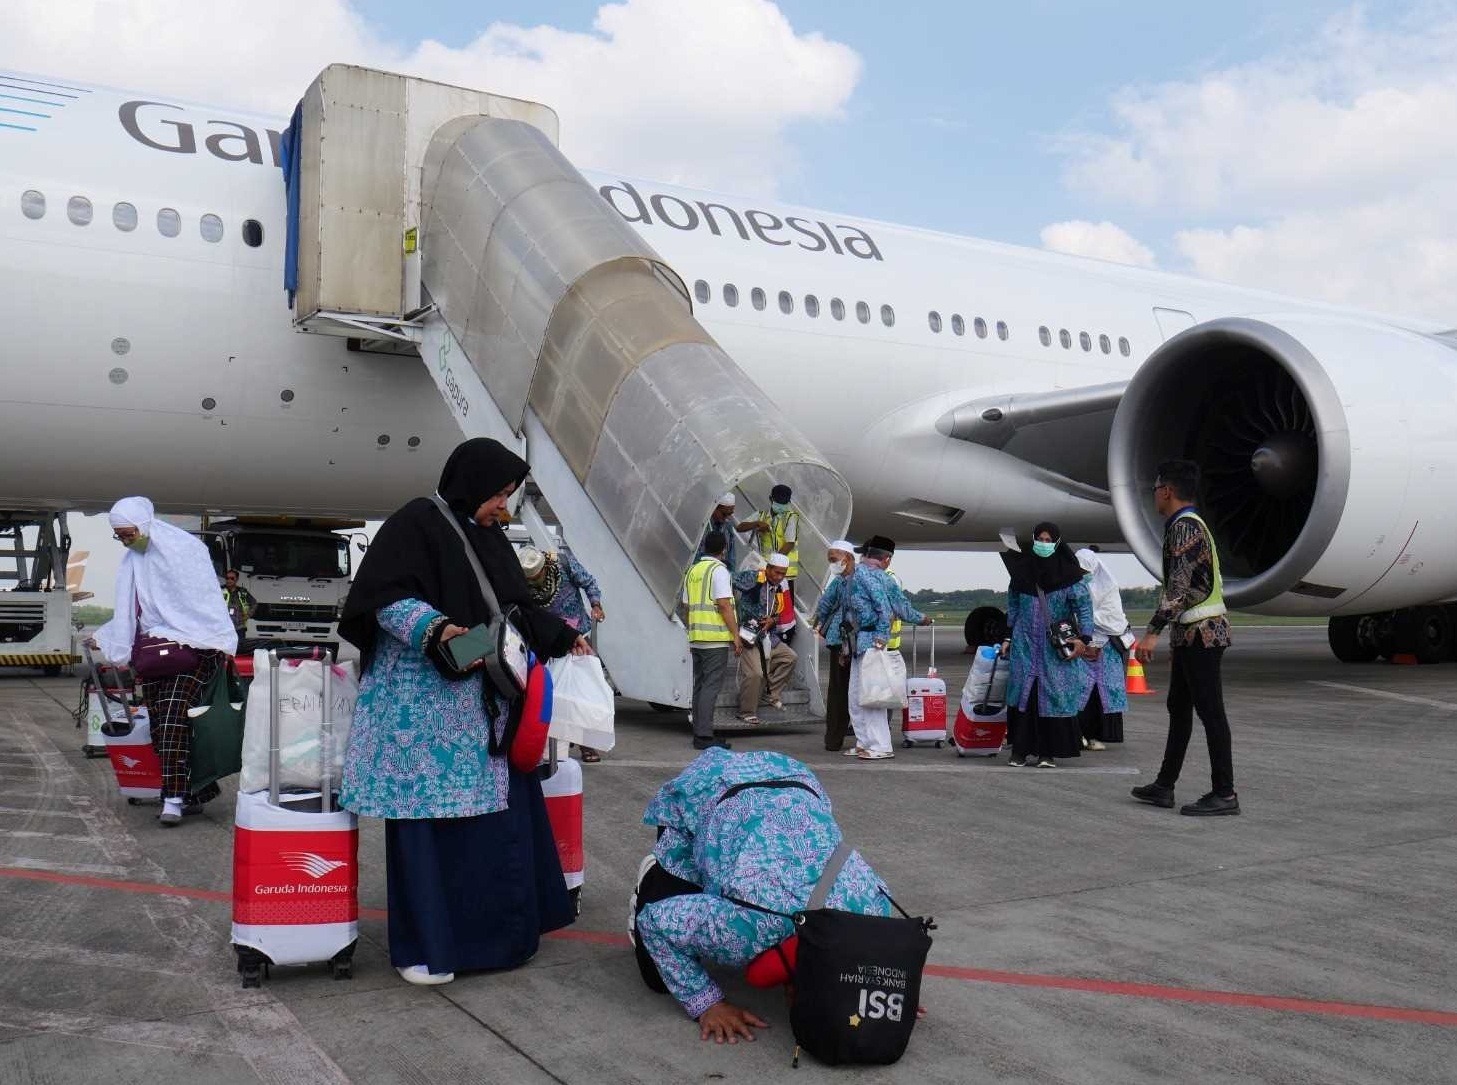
[600,181,884,262]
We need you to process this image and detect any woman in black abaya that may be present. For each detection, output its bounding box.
[999,522,1096,768]
[339,438,591,985]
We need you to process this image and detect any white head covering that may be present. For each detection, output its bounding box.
[717,493,737,509]
[517,545,546,578]
[95,497,238,662]
[828,539,855,555]
[1075,548,1132,644]
[766,553,791,569]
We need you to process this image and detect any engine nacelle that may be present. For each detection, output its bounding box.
[1108,315,1457,614]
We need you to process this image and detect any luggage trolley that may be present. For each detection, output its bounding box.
[231,648,358,987]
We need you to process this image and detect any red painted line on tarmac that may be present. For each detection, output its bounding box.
[5,864,1455,1027]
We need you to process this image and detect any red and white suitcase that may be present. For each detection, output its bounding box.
[231,648,357,987]
[541,739,584,914]
[953,646,1007,757]
[901,626,946,748]
[85,646,163,802]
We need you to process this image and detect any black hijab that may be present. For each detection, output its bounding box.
[339,438,578,672]
[1000,520,1087,595]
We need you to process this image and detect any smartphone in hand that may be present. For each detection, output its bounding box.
[444,623,492,671]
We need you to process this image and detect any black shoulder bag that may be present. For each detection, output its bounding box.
[1037,585,1082,662]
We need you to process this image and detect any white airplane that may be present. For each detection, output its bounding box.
[1,69,1454,664]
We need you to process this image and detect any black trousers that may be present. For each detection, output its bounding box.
[1157,644,1235,797]
[823,645,852,750]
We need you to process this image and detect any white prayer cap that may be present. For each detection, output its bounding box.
[717,493,737,508]
[517,546,546,578]
[108,496,154,531]
[766,553,791,569]
[828,539,856,554]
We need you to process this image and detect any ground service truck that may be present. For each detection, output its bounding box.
[0,512,79,675]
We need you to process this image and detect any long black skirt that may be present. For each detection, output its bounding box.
[1079,688,1125,744]
[385,768,574,974]
[1008,680,1082,761]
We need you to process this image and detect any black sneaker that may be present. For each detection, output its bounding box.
[1180,792,1240,817]
[692,737,731,751]
[1131,782,1175,809]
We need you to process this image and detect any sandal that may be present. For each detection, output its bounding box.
[580,748,602,763]
[736,713,762,725]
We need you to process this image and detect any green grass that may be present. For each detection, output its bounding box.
[918,608,1326,629]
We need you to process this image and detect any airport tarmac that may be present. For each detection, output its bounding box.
[2,625,1455,1084]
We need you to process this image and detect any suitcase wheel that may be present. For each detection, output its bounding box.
[127,798,140,806]
[330,941,357,981]
[935,741,944,749]
[236,946,272,989]
[569,886,582,917]
[901,739,913,749]
[240,964,264,989]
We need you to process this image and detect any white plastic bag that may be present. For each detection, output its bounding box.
[858,648,908,710]
[239,650,359,794]
[962,645,1009,712]
[546,655,616,752]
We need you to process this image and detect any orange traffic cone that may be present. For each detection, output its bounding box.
[1126,656,1156,695]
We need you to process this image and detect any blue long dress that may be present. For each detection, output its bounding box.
[1005,581,1096,761]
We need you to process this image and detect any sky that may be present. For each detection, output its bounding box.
[9,0,1457,600]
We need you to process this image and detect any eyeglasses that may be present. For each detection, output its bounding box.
[112,532,135,542]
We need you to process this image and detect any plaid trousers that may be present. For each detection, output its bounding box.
[142,651,223,802]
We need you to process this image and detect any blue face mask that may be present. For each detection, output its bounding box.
[770,502,790,514]
[1031,539,1057,558]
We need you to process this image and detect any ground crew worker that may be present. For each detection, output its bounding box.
[813,540,857,752]
[1131,459,1239,817]
[731,553,796,724]
[682,532,740,751]
[221,569,256,641]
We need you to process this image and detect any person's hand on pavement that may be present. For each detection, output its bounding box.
[697,1001,769,1044]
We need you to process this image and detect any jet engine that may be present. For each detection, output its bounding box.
[1108,315,1457,618]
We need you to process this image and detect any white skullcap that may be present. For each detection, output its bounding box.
[828,539,855,554]
[517,545,546,577]
[766,553,791,569]
[717,493,737,508]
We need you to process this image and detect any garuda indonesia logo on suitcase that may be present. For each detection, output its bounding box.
[282,851,349,879]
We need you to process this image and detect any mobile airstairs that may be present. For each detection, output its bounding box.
[280,66,851,729]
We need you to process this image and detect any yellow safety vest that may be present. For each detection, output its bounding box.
[887,569,904,651]
[759,509,800,578]
[684,558,733,644]
[1174,511,1227,624]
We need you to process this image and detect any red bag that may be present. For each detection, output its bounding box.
[745,936,799,988]
[508,658,553,773]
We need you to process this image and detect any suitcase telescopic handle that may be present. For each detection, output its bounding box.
[81,642,135,729]
[266,647,335,808]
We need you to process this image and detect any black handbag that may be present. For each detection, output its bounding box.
[429,494,530,701]
[733,840,934,1067]
[1036,587,1081,661]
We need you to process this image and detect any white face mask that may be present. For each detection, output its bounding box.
[827,560,847,576]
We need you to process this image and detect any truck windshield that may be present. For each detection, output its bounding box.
[235,535,350,579]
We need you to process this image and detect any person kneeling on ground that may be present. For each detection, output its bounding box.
[731,552,797,724]
[629,748,894,1043]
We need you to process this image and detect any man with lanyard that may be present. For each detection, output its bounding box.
[741,484,800,641]
[813,540,858,752]
[221,569,256,642]
[682,532,741,751]
[731,553,797,724]
[1131,459,1240,816]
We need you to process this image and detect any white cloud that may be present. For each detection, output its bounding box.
[1057,5,1457,321]
[1039,220,1155,268]
[0,0,860,193]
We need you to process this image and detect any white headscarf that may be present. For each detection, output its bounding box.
[1076,548,1133,646]
[95,497,238,663]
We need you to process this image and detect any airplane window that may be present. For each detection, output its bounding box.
[856,301,871,324]
[974,317,988,339]
[67,196,93,226]
[1079,331,1092,352]
[881,304,895,327]
[112,202,137,231]
[723,283,739,307]
[751,287,767,311]
[1059,328,1072,349]
[928,311,942,333]
[1099,333,1111,354]
[830,297,846,321]
[694,279,710,304]
[996,321,1009,341]
[1119,336,1131,357]
[157,208,181,238]
[951,314,964,336]
[1038,326,1051,347]
[805,294,820,318]
[21,190,45,220]
[200,213,224,243]
[242,219,264,248]
[778,290,794,315]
